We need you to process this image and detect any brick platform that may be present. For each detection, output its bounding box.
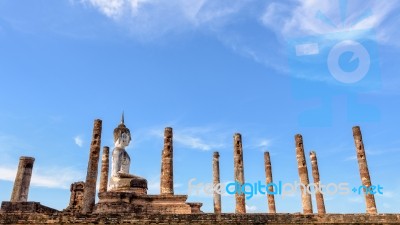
[1,212,400,224]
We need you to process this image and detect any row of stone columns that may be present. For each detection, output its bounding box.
[211,126,377,214]
[6,122,375,215]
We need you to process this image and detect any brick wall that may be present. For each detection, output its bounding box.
[1,212,400,224]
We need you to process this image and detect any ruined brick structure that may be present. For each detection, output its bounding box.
[233,133,246,214]
[65,182,85,212]
[160,127,174,195]
[295,134,313,214]
[99,146,110,193]
[81,119,102,214]
[1,156,58,215]
[353,126,377,214]
[264,151,276,213]
[310,151,326,214]
[94,119,201,215]
[10,156,35,202]
[213,151,222,214]
[0,120,397,224]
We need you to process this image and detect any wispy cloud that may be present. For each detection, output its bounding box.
[345,147,400,161]
[245,204,257,212]
[76,0,400,88]
[0,166,83,189]
[149,126,227,151]
[245,138,272,152]
[74,135,84,147]
[174,133,223,151]
[261,1,399,43]
[79,0,245,41]
[74,0,400,84]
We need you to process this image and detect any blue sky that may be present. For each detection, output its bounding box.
[0,0,400,213]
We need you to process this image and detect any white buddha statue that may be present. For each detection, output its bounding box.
[108,114,147,193]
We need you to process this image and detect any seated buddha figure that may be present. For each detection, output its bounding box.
[108,115,147,193]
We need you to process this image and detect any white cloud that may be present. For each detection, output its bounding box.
[74,135,84,147]
[174,133,222,151]
[245,204,257,212]
[149,126,227,151]
[79,0,246,40]
[83,0,143,19]
[77,0,400,84]
[0,166,83,189]
[261,0,400,44]
[256,139,271,148]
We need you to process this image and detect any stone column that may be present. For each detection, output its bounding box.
[352,126,377,214]
[264,152,276,213]
[310,151,326,214]
[233,133,246,214]
[160,127,174,195]
[10,156,35,202]
[213,151,222,214]
[295,134,313,214]
[81,119,102,214]
[99,146,109,193]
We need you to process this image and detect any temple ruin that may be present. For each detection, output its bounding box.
[213,151,222,214]
[0,117,398,224]
[295,134,313,214]
[264,151,276,214]
[310,151,326,215]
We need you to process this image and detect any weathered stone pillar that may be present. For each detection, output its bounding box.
[81,119,102,214]
[213,151,222,214]
[66,181,85,212]
[264,152,276,213]
[353,126,377,214]
[99,146,109,193]
[295,134,313,214]
[310,151,326,214]
[10,156,35,202]
[160,127,174,195]
[233,133,246,214]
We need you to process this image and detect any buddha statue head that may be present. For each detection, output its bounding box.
[113,113,131,148]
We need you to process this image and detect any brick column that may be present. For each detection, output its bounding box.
[10,156,35,202]
[213,151,222,214]
[160,127,174,195]
[233,133,246,214]
[352,126,377,214]
[81,119,102,214]
[310,151,326,214]
[66,181,85,211]
[99,146,109,193]
[264,152,276,213]
[295,134,313,214]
